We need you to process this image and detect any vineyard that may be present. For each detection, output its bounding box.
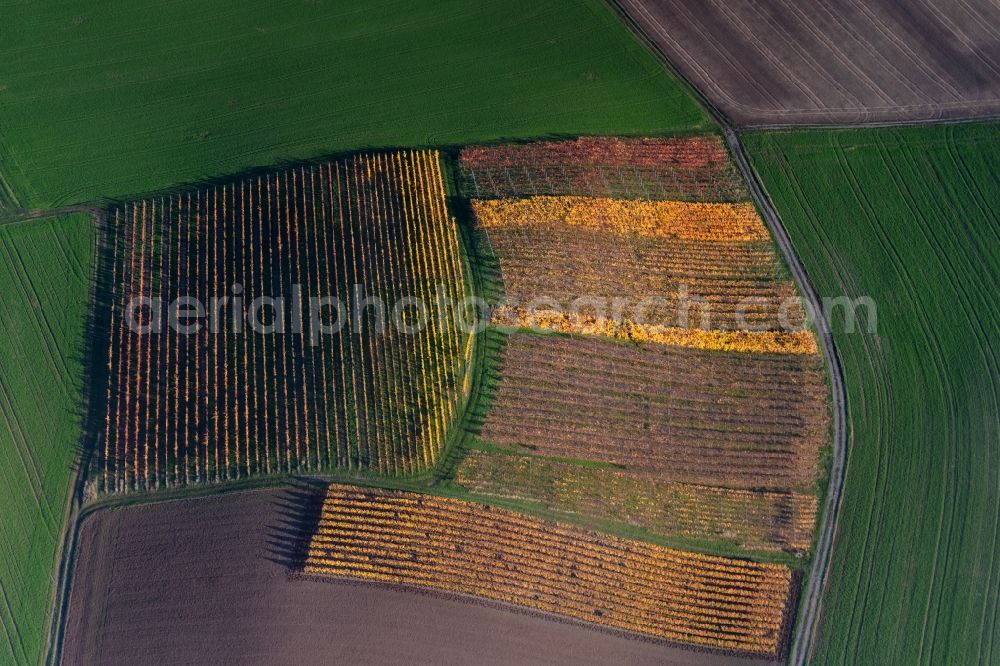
[448,136,828,571]
[13,0,993,658]
[69,136,828,661]
[456,451,818,552]
[458,136,746,200]
[304,484,797,657]
[477,334,826,490]
[473,194,811,345]
[99,150,471,492]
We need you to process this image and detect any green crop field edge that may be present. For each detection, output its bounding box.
[745,122,1000,665]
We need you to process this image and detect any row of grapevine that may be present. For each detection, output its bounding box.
[473,197,769,241]
[453,136,827,579]
[100,151,470,492]
[304,484,797,657]
[474,195,811,338]
[490,306,817,355]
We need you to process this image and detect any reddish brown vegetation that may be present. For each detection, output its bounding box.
[460,136,730,169]
[479,334,828,490]
[458,136,747,200]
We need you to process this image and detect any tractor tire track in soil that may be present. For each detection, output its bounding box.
[611,0,1000,125]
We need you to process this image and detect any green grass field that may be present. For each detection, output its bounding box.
[0,0,707,208]
[0,215,94,665]
[746,124,1000,664]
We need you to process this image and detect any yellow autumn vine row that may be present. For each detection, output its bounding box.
[491,305,818,355]
[472,196,769,242]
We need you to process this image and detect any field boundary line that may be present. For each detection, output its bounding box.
[743,111,1000,132]
[43,208,103,666]
[602,3,849,661]
[726,129,848,666]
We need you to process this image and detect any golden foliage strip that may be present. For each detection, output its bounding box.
[473,196,769,242]
[492,305,818,355]
[305,485,795,656]
[455,451,819,552]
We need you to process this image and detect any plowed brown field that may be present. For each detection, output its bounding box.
[60,488,774,665]
[615,0,1000,124]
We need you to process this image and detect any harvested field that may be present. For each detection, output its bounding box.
[456,451,818,552]
[61,487,770,666]
[100,150,470,492]
[305,484,798,657]
[458,136,746,200]
[478,333,827,490]
[473,196,807,334]
[615,0,1000,124]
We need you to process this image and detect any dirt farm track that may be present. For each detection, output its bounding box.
[60,487,774,665]
[614,0,1000,124]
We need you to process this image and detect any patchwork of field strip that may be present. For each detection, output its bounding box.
[99,151,470,492]
[454,136,827,561]
[470,183,813,352]
[458,136,746,201]
[456,451,818,552]
[305,484,797,657]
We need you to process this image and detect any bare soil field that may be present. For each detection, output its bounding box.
[614,0,1000,124]
[60,487,772,665]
